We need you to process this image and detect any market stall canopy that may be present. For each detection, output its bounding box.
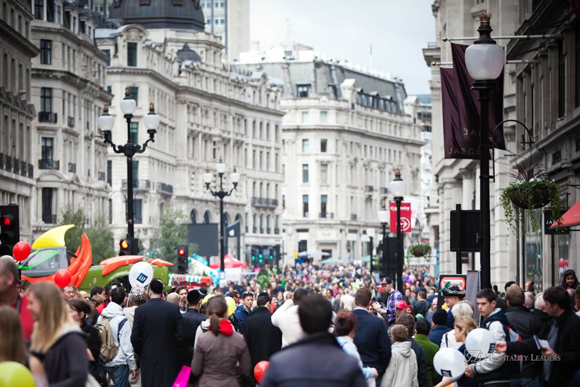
[209,254,247,269]
[551,199,580,229]
[298,251,330,258]
[321,257,344,264]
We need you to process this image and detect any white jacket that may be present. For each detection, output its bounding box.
[381,341,418,387]
[342,294,355,311]
[271,299,302,347]
[440,330,460,349]
[472,308,506,375]
[99,302,137,370]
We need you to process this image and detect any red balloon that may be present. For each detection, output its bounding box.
[54,270,71,289]
[12,241,31,262]
[254,361,269,383]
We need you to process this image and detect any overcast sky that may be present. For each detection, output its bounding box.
[249,0,435,95]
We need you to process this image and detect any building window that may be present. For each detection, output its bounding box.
[259,152,263,170]
[301,111,309,123]
[128,86,138,105]
[34,0,44,19]
[132,160,139,187]
[252,150,256,169]
[321,139,327,153]
[252,121,256,138]
[102,49,111,66]
[302,139,309,152]
[303,195,309,217]
[282,194,285,208]
[275,153,278,172]
[320,111,327,124]
[129,122,138,143]
[558,41,565,118]
[321,164,328,184]
[302,164,309,183]
[297,84,310,98]
[127,42,137,67]
[40,40,51,65]
[107,160,112,185]
[41,137,54,160]
[42,188,54,223]
[266,123,270,140]
[56,4,61,24]
[266,152,270,170]
[321,195,328,216]
[125,199,143,224]
[40,88,52,112]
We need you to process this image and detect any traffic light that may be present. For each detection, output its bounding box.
[251,247,257,262]
[258,248,263,263]
[177,244,188,274]
[0,205,20,256]
[119,238,139,256]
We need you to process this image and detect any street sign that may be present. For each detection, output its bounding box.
[389,202,412,233]
[450,209,480,251]
[544,209,569,235]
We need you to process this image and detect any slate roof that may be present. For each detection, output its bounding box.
[108,0,205,31]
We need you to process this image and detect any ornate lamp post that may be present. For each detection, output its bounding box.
[99,88,159,241]
[366,228,375,279]
[203,161,240,283]
[378,208,389,279]
[389,168,407,294]
[465,12,504,289]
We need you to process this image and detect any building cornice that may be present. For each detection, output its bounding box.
[31,68,112,101]
[0,20,40,57]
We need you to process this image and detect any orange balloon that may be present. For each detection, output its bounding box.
[254,361,269,383]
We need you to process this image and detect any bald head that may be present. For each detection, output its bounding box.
[524,292,535,309]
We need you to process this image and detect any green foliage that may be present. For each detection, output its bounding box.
[147,205,197,271]
[58,207,115,264]
[256,268,271,290]
[406,243,431,258]
[500,179,561,238]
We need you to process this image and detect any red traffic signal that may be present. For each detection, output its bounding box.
[120,240,129,250]
[119,238,139,256]
[3,216,12,226]
[176,244,188,274]
[178,248,185,256]
[0,205,19,257]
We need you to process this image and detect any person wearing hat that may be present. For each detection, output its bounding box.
[440,286,465,329]
[180,289,207,367]
[428,309,451,347]
[380,277,403,327]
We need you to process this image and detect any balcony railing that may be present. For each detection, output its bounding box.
[158,183,174,195]
[28,164,33,178]
[320,212,334,219]
[5,156,11,171]
[251,197,278,208]
[351,214,357,221]
[266,228,271,234]
[121,179,151,190]
[381,187,389,194]
[260,228,265,234]
[67,116,74,127]
[274,228,280,234]
[38,112,57,123]
[365,185,374,192]
[68,162,76,173]
[42,214,57,224]
[12,158,19,174]
[98,171,106,181]
[39,159,59,170]
[253,227,257,233]
[20,161,27,177]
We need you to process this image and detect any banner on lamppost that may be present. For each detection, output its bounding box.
[389,202,411,233]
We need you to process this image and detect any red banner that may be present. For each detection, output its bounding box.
[390,202,412,233]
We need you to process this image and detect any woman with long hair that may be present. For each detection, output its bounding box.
[28,282,89,386]
[191,295,251,387]
[561,269,579,290]
[0,306,48,387]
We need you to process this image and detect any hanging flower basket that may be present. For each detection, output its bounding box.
[507,185,552,209]
[407,243,431,258]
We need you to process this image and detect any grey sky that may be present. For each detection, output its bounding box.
[249,0,435,95]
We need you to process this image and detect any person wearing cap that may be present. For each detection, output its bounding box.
[180,289,207,366]
[131,278,185,387]
[428,310,451,347]
[381,277,403,327]
[440,285,465,329]
[124,287,147,329]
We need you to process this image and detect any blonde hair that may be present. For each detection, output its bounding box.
[452,300,474,318]
[0,306,27,365]
[30,282,78,353]
[454,316,477,335]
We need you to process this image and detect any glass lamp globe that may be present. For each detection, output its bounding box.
[230,171,240,184]
[143,103,160,130]
[366,228,375,238]
[389,169,406,197]
[378,210,389,224]
[465,44,504,80]
[98,112,114,131]
[216,163,226,174]
[202,172,213,185]
[120,87,137,115]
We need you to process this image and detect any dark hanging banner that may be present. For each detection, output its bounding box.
[442,43,506,159]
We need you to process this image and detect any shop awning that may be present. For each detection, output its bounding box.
[551,199,580,228]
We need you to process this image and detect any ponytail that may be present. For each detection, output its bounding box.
[206,295,228,336]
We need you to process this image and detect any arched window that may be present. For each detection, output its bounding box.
[203,210,211,223]
[190,209,197,224]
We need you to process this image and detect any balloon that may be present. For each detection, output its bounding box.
[433,348,466,378]
[54,269,71,289]
[225,296,236,316]
[0,361,35,387]
[201,294,214,305]
[12,241,31,262]
[129,262,154,288]
[465,328,496,359]
[254,361,269,383]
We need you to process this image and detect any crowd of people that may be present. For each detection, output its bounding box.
[2,253,580,387]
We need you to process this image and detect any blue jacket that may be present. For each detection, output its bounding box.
[233,304,251,331]
[352,308,391,375]
[428,325,451,347]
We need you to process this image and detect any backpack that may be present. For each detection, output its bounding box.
[95,316,127,363]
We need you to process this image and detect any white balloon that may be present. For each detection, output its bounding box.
[433,348,466,378]
[465,328,496,359]
[129,262,154,288]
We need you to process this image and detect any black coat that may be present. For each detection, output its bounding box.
[241,307,282,368]
[260,332,366,387]
[180,308,207,366]
[505,305,544,378]
[352,308,392,376]
[506,308,580,387]
[414,299,428,316]
[131,298,185,387]
[408,336,428,387]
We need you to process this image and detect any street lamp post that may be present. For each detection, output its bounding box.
[99,88,159,240]
[378,209,389,279]
[366,228,375,280]
[465,12,504,289]
[389,168,407,294]
[203,162,240,282]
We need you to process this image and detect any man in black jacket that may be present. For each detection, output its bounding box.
[180,289,206,366]
[504,285,543,385]
[260,294,366,387]
[131,279,185,387]
[496,286,580,387]
[398,313,427,387]
[242,292,282,368]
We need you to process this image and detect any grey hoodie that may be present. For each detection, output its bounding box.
[381,341,418,387]
[99,302,137,370]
